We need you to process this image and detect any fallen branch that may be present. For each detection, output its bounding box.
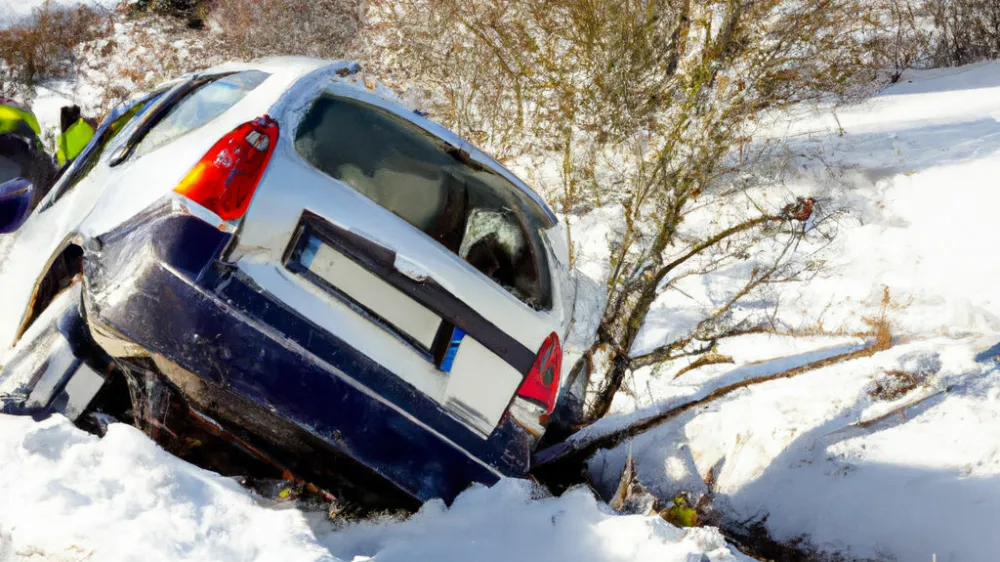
[534,338,889,472]
[853,387,947,430]
[673,353,735,379]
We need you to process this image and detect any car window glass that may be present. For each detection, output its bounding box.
[132,70,269,160]
[44,96,157,208]
[295,95,551,310]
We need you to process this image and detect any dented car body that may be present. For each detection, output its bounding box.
[0,58,573,505]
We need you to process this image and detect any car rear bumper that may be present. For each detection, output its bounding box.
[81,203,534,503]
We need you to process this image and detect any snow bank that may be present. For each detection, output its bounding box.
[319,479,749,562]
[0,414,744,562]
[575,61,1000,561]
[0,415,334,562]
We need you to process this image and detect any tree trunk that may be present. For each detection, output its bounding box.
[580,277,662,422]
[584,350,631,421]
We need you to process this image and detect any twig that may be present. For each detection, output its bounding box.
[673,353,735,379]
[852,388,946,429]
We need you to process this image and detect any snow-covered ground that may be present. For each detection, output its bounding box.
[575,61,1000,561]
[0,413,748,561]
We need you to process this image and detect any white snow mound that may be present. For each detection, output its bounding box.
[0,414,746,562]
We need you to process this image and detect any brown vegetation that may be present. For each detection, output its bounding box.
[0,3,112,98]
[868,369,922,401]
[928,0,1000,66]
[208,0,363,60]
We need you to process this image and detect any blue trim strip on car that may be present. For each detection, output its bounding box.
[439,327,465,373]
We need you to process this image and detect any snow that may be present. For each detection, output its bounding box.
[318,480,750,562]
[572,61,1000,561]
[0,415,334,561]
[0,1,117,25]
[0,414,747,561]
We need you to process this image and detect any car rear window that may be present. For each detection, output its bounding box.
[132,70,270,160]
[295,95,552,310]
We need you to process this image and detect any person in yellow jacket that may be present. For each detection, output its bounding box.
[56,105,96,168]
[0,97,43,149]
[0,98,55,209]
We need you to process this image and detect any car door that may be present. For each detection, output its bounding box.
[227,82,559,437]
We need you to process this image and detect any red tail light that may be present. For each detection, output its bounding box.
[516,332,562,414]
[174,115,279,222]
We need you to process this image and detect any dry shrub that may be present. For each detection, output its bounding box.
[927,0,1000,66]
[0,3,112,96]
[868,369,922,401]
[76,16,226,116]
[209,0,363,60]
[862,286,894,352]
[129,0,202,16]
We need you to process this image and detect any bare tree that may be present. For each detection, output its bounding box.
[869,0,933,82]
[367,0,881,428]
[927,0,1000,66]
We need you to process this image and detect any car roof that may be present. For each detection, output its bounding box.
[194,58,560,228]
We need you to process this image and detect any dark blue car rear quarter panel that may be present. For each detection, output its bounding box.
[83,209,533,503]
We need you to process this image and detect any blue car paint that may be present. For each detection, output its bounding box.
[82,205,534,503]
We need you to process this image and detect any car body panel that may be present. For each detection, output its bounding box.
[0,60,345,358]
[80,207,534,502]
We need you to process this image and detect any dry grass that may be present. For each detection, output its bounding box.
[867,369,922,402]
[209,0,363,60]
[862,286,893,352]
[0,3,113,98]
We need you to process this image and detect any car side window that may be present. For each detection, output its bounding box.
[295,95,552,310]
[131,70,269,160]
[42,95,157,210]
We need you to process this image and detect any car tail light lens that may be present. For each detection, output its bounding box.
[516,332,562,415]
[173,115,278,222]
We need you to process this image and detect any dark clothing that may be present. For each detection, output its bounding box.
[0,133,57,210]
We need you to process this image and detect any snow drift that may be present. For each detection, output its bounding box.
[0,414,746,561]
[578,61,1000,562]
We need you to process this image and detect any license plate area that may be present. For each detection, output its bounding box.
[284,215,472,372]
[283,212,536,437]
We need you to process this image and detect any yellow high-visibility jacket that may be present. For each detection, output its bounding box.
[0,102,42,146]
[56,118,95,167]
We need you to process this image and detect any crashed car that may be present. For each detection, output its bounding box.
[0,58,573,506]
